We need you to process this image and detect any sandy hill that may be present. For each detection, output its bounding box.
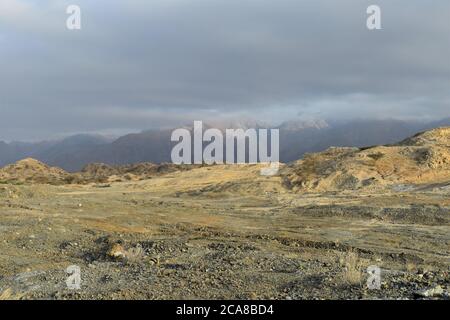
[0,158,70,185]
[282,127,450,192]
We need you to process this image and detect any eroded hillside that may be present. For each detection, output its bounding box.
[282,127,450,192]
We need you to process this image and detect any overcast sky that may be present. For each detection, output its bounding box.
[1,0,449,140]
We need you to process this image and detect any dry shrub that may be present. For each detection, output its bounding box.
[405,262,417,273]
[338,250,363,286]
[107,243,145,264]
[124,244,145,264]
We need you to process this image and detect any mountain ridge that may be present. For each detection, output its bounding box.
[0,118,449,171]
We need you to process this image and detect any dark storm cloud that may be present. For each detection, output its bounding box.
[1,0,449,140]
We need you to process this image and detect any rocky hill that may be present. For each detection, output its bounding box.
[79,162,196,183]
[0,158,70,185]
[282,127,450,192]
[0,158,197,185]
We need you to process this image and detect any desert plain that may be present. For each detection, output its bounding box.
[0,128,449,300]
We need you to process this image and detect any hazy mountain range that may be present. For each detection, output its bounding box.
[1,118,449,172]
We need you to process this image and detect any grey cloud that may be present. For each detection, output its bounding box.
[0,0,449,140]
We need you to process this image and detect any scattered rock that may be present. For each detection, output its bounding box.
[107,243,126,260]
[415,285,444,298]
